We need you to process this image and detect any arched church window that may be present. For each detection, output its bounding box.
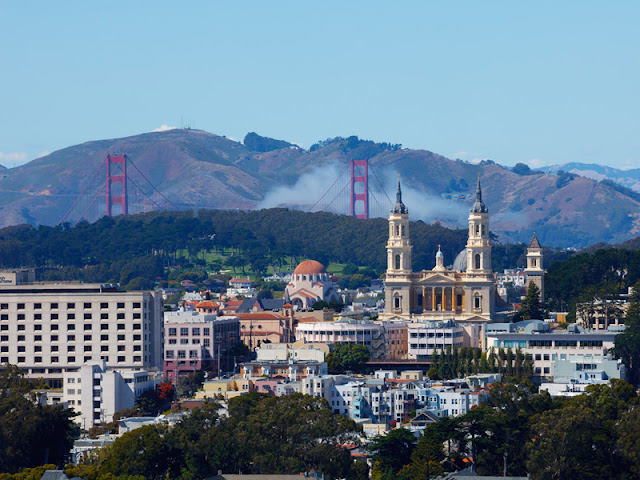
[475,254,481,269]
[474,295,482,309]
[395,254,401,270]
[394,296,400,309]
[481,225,485,236]
[401,225,405,237]
[475,224,480,235]
[533,259,537,267]
[395,225,400,236]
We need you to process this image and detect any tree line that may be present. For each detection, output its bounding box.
[427,346,533,381]
[369,379,640,480]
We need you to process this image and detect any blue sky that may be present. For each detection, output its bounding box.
[1,1,639,169]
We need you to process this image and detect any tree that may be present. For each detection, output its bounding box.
[326,343,370,374]
[368,428,416,476]
[614,280,640,385]
[520,281,543,320]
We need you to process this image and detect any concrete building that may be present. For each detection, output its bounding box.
[407,319,465,360]
[0,277,163,387]
[485,320,622,381]
[295,318,386,358]
[382,178,495,323]
[237,307,294,352]
[63,360,154,428]
[163,310,240,384]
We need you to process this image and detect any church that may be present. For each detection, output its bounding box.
[381,177,497,323]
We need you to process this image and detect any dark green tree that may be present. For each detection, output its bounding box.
[520,281,543,320]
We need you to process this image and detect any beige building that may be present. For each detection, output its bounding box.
[0,278,163,387]
[382,178,495,323]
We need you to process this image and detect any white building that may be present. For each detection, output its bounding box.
[0,279,163,387]
[485,320,622,380]
[295,318,386,358]
[63,360,155,428]
[407,319,465,360]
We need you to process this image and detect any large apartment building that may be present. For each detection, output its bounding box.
[0,273,163,387]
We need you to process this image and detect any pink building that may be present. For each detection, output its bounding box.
[163,311,240,384]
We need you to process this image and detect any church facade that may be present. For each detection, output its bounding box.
[382,178,495,323]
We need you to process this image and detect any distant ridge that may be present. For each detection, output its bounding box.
[1,129,639,249]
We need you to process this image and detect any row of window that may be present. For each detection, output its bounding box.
[409,343,464,350]
[1,313,142,321]
[165,350,200,359]
[300,330,379,336]
[528,340,604,348]
[0,334,143,342]
[168,327,211,336]
[1,344,141,353]
[0,355,142,364]
[0,302,142,310]
[409,331,463,338]
[1,323,142,332]
[168,338,210,346]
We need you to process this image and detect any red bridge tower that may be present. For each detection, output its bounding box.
[350,159,369,219]
[106,154,128,216]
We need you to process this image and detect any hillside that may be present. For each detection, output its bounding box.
[538,162,640,193]
[1,129,640,248]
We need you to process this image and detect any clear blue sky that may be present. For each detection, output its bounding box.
[1,1,639,169]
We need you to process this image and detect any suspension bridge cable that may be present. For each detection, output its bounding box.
[370,164,393,205]
[126,156,181,210]
[57,155,107,225]
[127,176,166,211]
[73,180,108,227]
[322,178,351,212]
[307,161,351,212]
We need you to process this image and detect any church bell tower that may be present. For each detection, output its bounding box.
[525,233,544,301]
[466,176,491,275]
[387,177,412,273]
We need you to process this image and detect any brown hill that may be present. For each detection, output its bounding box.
[0,129,638,248]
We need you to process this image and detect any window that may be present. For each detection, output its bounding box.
[51,303,58,309]
[84,346,92,352]
[34,303,42,309]
[83,335,91,341]
[68,324,75,330]
[84,303,91,309]
[203,339,210,346]
[117,334,125,341]
[169,328,176,336]
[101,334,108,341]
[51,335,58,342]
[34,335,42,341]
[51,356,59,363]
[0,325,6,331]
[177,350,186,358]
[67,303,75,309]
[180,339,189,344]
[133,302,141,309]
[117,303,125,309]
[203,328,210,336]
[17,314,25,320]
[17,335,25,341]
[192,328,200,336]
[117,313,125,320]
[68,356,75,363]
[169,339,177,344]
[133,356,141,362]
[34,313,42,320]
[34,324,42,331]
[84,324,92,330]
[17,303,25,310]
[133,313,141,319]
[67,335,75,341]
[117,324,125,330]
[133,323,141,330]
[51,314,58,321]
[133,335,141,341]
[0,314,6,321]
[118,345,125,351]
[34,356,42,363]
[0,336,7,342]
[166,351,174,358]
[34,345,42,352]
[100,302,108,309]
[84,313,92,320]
[192,339,200,344]
[101,346,108,352]
[118,356,125,362]
[395,254,401,270]
[67,314,75,320]
[67,346,75,352]
[17,324,25,331]
[18,346,25,352]
[180,328,188,336]
[100,313,108,320]
[0,304,7,310]
[475,254,481,269]
[17,356,25,363]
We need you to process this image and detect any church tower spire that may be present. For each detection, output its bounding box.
[385,176,412,314]
[466,174,491,275]
[525,233,544,301]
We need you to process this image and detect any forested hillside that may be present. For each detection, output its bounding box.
[0,208,541,285]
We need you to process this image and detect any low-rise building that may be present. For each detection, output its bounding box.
[63,360,155,428]
[295,318,386,358]
[485,320,623,381]
[407,319,465,360]
[163,310,240,383]
[237,307,294,352]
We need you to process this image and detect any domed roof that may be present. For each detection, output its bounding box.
[471,177,488,214]
[452,249,468,272]
[392,176,408,214]
[294,260,327,275]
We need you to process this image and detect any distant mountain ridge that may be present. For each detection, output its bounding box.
[537,162,640,193]
[1,129,640,249]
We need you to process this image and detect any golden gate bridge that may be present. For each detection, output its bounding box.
[58,154,392,225]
